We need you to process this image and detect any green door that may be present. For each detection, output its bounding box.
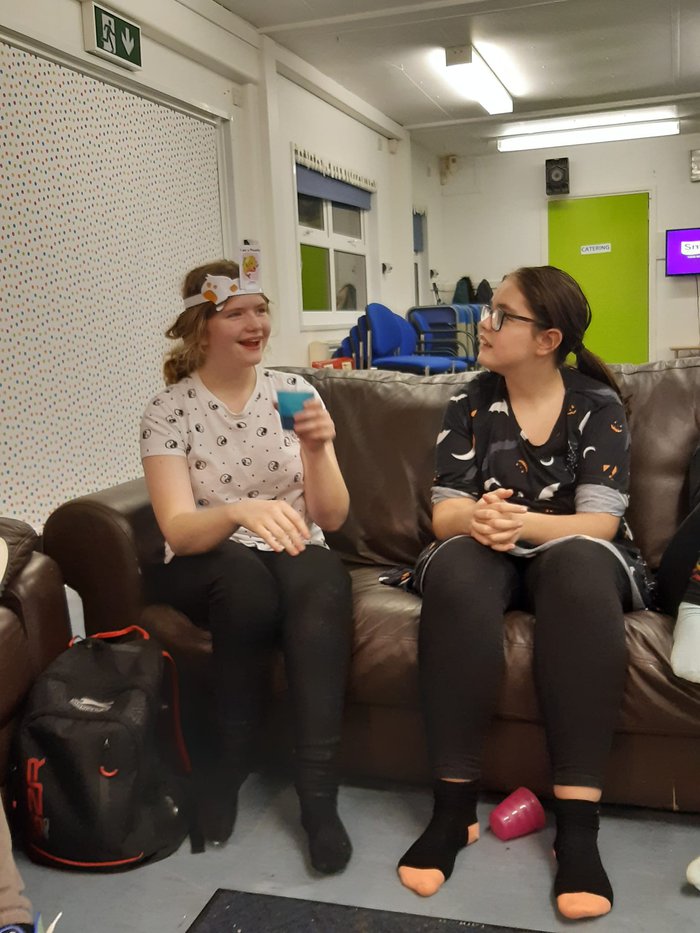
[548,193,648,364]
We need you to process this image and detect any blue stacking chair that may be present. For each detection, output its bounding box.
[407,305,477,368]
[332,316,369,369]
[356,315,369,368]
[348,325,361,368]
[364,303,468,374]
[452,303,482,362]
[332,336,354,361]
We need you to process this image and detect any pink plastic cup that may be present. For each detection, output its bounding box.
[489,786,546,841]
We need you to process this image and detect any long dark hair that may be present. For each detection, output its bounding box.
[509,265,622,400]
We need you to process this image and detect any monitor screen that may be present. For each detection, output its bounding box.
[666,227,700,276]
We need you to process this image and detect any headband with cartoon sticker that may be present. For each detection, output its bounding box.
[183,241,262,310]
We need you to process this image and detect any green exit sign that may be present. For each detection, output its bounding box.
[81,2,142,71]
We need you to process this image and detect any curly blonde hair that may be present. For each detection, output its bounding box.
[163,260,239,385]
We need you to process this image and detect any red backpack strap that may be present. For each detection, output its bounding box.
[69,625,150,648]
[162,650,192,774]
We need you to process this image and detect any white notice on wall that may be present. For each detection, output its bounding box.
[580,243,611,255]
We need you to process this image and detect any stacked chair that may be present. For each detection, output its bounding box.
[452,303,482,363]
[364,303,470,374]
[335,335,354,361]
[332,301,479,375]
[349,317,369,369]
[407,304,479,368]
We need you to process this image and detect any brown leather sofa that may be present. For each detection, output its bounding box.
[0,519,72,792]
[42,359,700,811]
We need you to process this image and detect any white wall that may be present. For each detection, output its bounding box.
[0,0,257,107]
[0,40,226,527]
[263,74,414,365]
[432,133,700,360]
[0,0,415,374]
[0,0,418,523]
[411,141,446,304]
[0,0,269,274]
[3,0,697,528]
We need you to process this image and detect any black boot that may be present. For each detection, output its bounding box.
[195,726,255,846]
[295,753,352,874]
[194,761,244,846]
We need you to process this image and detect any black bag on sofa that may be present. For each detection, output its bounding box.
[13,626,191,871]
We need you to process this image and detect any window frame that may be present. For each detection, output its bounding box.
[294,164,373,330]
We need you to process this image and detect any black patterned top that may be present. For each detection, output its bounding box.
[428,367,651,608]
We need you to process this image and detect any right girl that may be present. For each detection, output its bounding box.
[398,266,650,921]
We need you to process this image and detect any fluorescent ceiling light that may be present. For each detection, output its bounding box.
[499,106,678,137]
[444,45,513,115]
[497,120,680,152]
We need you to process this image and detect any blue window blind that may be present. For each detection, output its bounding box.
[296,164,371,211]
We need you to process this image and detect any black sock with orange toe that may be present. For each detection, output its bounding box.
[398,779,480,894]
[553,798,613,919]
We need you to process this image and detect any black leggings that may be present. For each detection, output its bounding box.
[656,503,700,614]
[145,541,353,762]
[419,537,631,788]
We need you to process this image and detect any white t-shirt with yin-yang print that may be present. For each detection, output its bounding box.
[140,368,327,561]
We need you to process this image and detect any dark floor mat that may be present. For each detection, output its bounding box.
[187,888,543,932]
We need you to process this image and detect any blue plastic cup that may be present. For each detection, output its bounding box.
[276,390,313,430]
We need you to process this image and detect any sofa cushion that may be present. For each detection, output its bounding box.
[345,568,700,740]
[621,610,700,735]
[347,566,421,707]
[298,360,700,573]
[615,358,700,569]
[307,368,472,567]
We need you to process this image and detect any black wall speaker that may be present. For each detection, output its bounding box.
[545,157,569,195]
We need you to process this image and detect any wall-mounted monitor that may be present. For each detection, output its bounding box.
[666,227,700,276]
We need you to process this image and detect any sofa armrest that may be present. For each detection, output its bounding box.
[43,478,162,636]
[1,546,72,786]
[5,552,72,676]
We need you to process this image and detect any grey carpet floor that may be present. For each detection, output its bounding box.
[15,774,700,933]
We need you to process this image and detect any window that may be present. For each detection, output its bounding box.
[295,163,371,327]
[298,197,367,313]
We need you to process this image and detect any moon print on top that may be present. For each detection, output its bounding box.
[489,400,509,414]
[433,369,630,516]
[140,368,328,559]
[430,367,652,607]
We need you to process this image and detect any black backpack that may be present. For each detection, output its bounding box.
[452,275,476,304]
[474,278,494,304]
[13,626,192,871]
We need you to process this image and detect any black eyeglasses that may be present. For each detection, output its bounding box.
[480,305,548,332]
[480,305,545,331]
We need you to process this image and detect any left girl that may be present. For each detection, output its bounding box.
[140,259,353,874]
